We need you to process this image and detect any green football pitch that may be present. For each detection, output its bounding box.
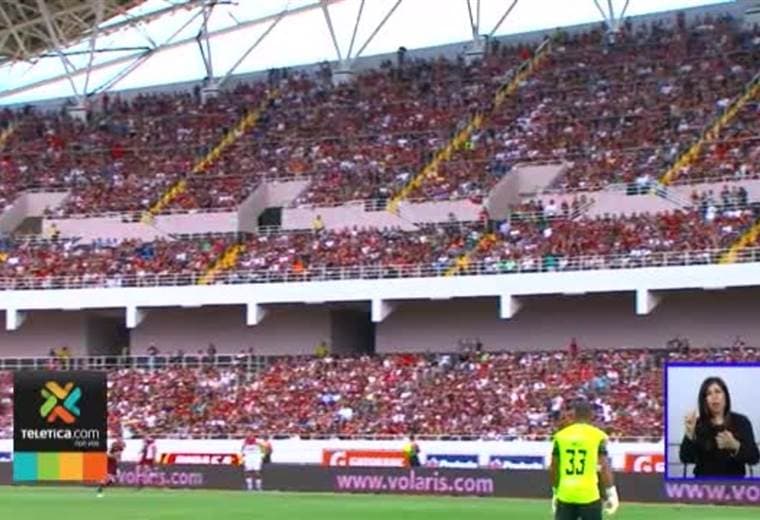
[1,488,759,520]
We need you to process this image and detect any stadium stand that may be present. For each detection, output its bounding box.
[0,345,758,440]
[405,15,758,200]
[472,208,755,273]
[2,203,757,288]
[0,5,758,437]
[0,13,754,221]
[0,234,234,288]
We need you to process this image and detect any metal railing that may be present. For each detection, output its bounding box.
[0,246,757,291]
[0,353,270,373]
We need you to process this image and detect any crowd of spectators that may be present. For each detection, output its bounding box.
[0,14,756,215]
[675,101,760,185]
[0,49,525,214]
[1,84,269,215]
[0,201,755,287]
[1,344,757,440]
[0,235,233,288]
[224,223,484,282]
[409,14,759,200]
[476,207,755,272]
[206,50,525,207]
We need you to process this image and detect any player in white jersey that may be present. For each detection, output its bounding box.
[242,435,264,491]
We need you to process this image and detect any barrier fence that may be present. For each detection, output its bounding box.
[0,353,269,373]
[0,246,759,290]
[1,462,759,504]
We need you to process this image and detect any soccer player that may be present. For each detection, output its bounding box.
[550,399,619,520]
[403,435,421,467]
[242,434,263,491]
[137,436,157,490]
[259,435,272,466]
[242,435,272,491]
[97,439,125,497]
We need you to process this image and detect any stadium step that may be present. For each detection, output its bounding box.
[386,39,552,214]
[444,232,498,276]
[142,88,281,223]
[720,219,760,265]
[196,243,246,285]
[659,72,760,186]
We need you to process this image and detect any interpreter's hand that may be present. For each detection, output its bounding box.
[716,430,741,452]
[684,410,697,440]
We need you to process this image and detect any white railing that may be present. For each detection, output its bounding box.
[0,353,270,372]
[0,246,756,290]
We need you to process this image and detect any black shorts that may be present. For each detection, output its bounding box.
[262,454,271,465]
[555,500,602,520]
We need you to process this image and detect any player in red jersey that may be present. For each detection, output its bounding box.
[137,436,157,489]
[97,440,125,497]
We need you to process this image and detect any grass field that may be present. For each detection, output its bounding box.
[1,488,758,519]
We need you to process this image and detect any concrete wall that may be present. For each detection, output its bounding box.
[129,305,331,356]
[266,180,311,207]
[283,202,417,231]
[587,193,678,217]
[488,163,567,219]
[237,184,269,232]
[517,163,568,196]
[375,289,760,353]
[3,287,760,357]
[0,191,69,233]
[536,179,760,218]
[398,200,481,223]
[43,212,238,241]
[155,212,237,235]
[42,216,166,241]
[0,310,89,357]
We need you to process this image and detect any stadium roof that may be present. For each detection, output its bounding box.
[0,0,149,63]
[0,0,734,106]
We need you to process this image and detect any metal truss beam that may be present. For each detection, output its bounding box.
[35,0,83,100]
[352,0,403,63]
[83,0,106,100]
[321,0,343,62]
[197,1,217,79]
[593,0,631,33]
[0,0,346,102]
[218,9,286,87]
[489,0,519,38]
[0,1,208,65]
[346,0,365,61]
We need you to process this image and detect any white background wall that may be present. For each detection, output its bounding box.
[0,438,662,471]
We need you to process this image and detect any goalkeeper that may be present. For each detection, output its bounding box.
[549,399,620,520]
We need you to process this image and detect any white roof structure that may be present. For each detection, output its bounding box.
[0,0,734,105]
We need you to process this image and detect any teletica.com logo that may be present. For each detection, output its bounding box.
[40,381,82,424]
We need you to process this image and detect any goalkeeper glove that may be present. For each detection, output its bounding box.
[551,487,557,514]
[603,486,619,515]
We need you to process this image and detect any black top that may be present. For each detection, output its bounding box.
[679,412,760,478]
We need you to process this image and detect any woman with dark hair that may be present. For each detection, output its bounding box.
[679,377,760,477]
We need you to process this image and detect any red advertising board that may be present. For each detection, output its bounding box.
[624,454,664,473]
[322,449,407,467]
[159,453,242,465]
